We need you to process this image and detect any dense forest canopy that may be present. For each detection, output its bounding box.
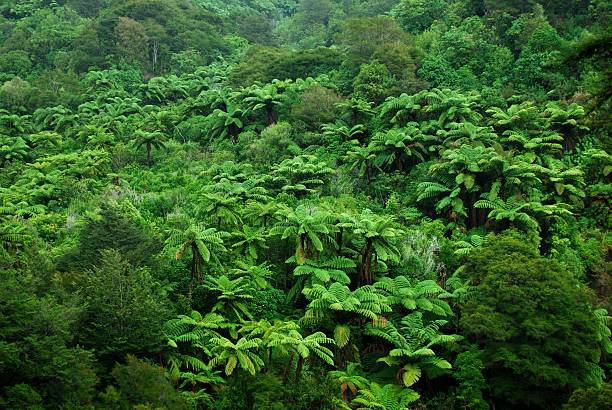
[0,0,610,409]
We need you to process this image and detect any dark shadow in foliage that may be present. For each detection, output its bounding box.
[561,31,611,112]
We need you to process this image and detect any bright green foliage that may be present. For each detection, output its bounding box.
[452,351,489,410]
[0,135,29,165]
[204,275,255,322]
[353,210,402,283]
[230,262,274,290]
[353,382,420,410]
[270,154,335,197]
[209,336,265,375]
[271,204,334,263]
[231,225,268,260]
[206,103,246,143]
[322,121,366,142]
[368,127,427,172]
[373,276,453,316]
[303,282,392,322]
[329,362,369,403]
[203,193,243,228]
[0,0,608,408]
[368,310,461,386]
[165,310,228,355]
[168,223,230,289]
[563,382,612,410]
[265,325,335,378]
[353,61,397,104]
[133,130,166,165]
[242,83,286,125]
[391,0,447,33]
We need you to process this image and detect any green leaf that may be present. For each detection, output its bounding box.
[464,174,475,189]
[334,325,351,348]
[554,183,565,195]
[402,364,422,387]
[225,356,237,375]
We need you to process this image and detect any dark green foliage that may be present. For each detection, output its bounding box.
[392,0,448,33]
[353,61,397,104]
[563,382,612,410]
[0,273,97,408]
[58,200,162,271]
[230,46,343,86]
[460,234,606,408]
[213,371,338,410]
[561,30,612,111]
[101,355,188,409]
[0,50,32,77]
[453,350,489,410]
[76,250,171,364]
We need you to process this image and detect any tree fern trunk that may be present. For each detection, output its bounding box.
[361,240,373,284]
[267,347,273,371]
[190,245,197,283]
[266,106,276,126]
[298,233,307,263]
[283,353,294,382]
[295,356,304,379]
[146,144,152,165]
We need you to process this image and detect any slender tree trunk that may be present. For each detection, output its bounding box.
[562,125,576,152]
[468,191,478,228]
[187,247,197,305]
[146,144,152,165]
[295,356,304,379]
[366,240,373,283]
[229,125,238,144]
[336,227,344,255]
[266,106,276,126]
[191,244,203,284]
[187,282,193,306]
[360,240,373,284]
[298,233,307,263]
[190,249,197,283]
[151,40,159,72]
[283,353,294,382]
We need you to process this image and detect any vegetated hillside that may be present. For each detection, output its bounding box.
[0,0,610,409]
